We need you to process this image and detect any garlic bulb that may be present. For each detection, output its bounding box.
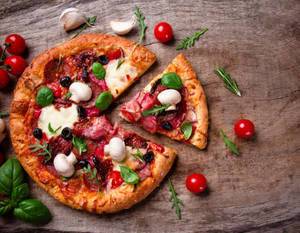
[59,8,87,31]
[110,15,136,35]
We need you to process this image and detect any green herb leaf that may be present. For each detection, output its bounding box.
[13,199,52,224]
[83,164,100,196]
[11,183,29,207]
[218,128,240,155]
[161,72,183,90]
[142,104,171,117]
[0,198,12,216]
[72,136,87,155]
[28,140,52,162]
[0,111,9,118]
[180,121,193,140]
[92,62,106,79]
[116,58,124,70]
[120,166,139,184]
[131,146,144,162]
[64,92,72,101]
[176,28,208,50]
[70,16,97,40]
[48,123,61,134]
[36,87,54,107]
[168,178,183,220]
[57,54,63,71]
[214,66,241,96]
[135,6,147,45]
[61,176,71,181]
[95,91,113,111]
[74,72,78,82]
[0,158,24,196]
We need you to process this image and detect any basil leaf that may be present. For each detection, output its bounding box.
[0,158,24,196]
[0,198,12,216]
[120,166,139,184]
[13,199,51,224]
[95,91,113,111]
[11,183,29,206]
[180,121,193,140]
[72,136,87,155]
[48,123,61,134]
[36,87,54,107]
[92,62,106,80]
[218,128,240,155]
[161,72,183,90]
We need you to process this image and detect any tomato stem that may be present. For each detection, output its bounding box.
[0,42,11,63]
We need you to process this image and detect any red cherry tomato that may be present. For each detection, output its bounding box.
[0,69,9,89]
[234,119,255,138]
[0,152,5,166]
[109,170,123,189]
[4,56,26,75]
[154,22,173,42]
[106,49,121,60]
[5,34,26,55]
[46,83,61,97]
[186,173,207,194]
[0,46,3,56]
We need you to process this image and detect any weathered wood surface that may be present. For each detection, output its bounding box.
[0,0,300,232]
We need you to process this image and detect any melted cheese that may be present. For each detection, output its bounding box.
[105,59,137,97]
[38,104,79,138]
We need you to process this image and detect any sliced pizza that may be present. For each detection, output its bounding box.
[120,53,208,149]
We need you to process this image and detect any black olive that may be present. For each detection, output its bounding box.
[92,156,99,166]
[143,151,154,163]
[61,127,72,140]
[60,76,71,88]
[81,69,89,82]
[161,121,173,130]
[77,106,86,118]
[78,160,88,168]
[97,55,109,65]
[33,128,43,139]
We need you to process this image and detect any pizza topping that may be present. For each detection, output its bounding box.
[180,121,193,140]
[95,91,113,111]
[157,89,181,111]
[120,165,139,184]
[142,104,170,117]
[143,151,154,163]
[59,8,87,32]
[97,55,110,65]
[110,15,136,35]
[53,152,77,177]
[161,73,183,90]
[109,170,124,189]
[60,76,71,87]
[104,137,126,162]
[36,87,54,107]
[46,83,61,97]
[141,115,157,134]
[38,104,79,138]
[77,160,89,168]
[77,106,86,118]
[69,82,92,103]
[92,62,106,80]
[106,49,122,60]
[33,128,43,139]
[161,121,173,131]
[72,136,87,155]
[61,127,73,141]
[81,68,88,82]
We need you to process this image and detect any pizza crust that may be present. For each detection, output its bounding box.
[9,34,178,214]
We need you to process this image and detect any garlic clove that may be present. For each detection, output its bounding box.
[59,8,87,31]
[110,15,136,35]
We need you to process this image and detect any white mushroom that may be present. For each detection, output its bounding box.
[69,82,92,103]
[54,152,77,177]
[157,89,182,111]
[59,8,87,31]
[104,137,126,162]
[110,15,136,35]
[0,119,6,144]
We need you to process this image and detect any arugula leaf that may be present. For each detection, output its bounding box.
[28,140,52,162]
[135,6,147,45]
[72,135,87,155]
[116,58,124,70]
[218,128,240,155]
[168,178,183,219]
[0,198,12,216]
[83,164,100,196]
[214,66,241,96]
[142,104,171,117]
[131,146,144,162]
[0,111,9,118]
[176,28,208,50]
[11,183,29,206]
[70,16,97,40]
[48,123,61,134]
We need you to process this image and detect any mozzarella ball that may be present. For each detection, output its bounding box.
[108,137,126,162]
[69,82,92,103]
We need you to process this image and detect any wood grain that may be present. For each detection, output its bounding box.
[0,0,299,232]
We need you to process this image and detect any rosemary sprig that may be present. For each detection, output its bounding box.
[70,16,97,40]
[214,66,241,96]
[176,28,208,50]
[48,123,61,134]
[57,54,63,71]
[83,164,100,196]
[116,58,124,70]
[0,111,9,118]
[64,92,72,101]
[28,140,52,162]
[218,128,239,155]
[142,104,171,117]
[168,178,183,220]
[135,6,147,45]
[131,146,144,162]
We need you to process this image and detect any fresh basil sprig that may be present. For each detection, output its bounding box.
[214,66,241,96]
[92,62,106,80]
[161,73,183,90]
[218,128,240,155]
[36,87,54,107]
[120,166,139,184]
[28,140,52,162]
[135,6,147,45]
[0,158,51,224]
[176,28,208,50]
[48,123,61,134]
[72,135,87,155]
[168,178,183,219]
[180,121,193,140]
[142,104,171,117]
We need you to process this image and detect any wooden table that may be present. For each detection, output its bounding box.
[0,0,299,232]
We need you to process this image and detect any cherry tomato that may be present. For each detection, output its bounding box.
[154,22,173,43]
[0,46,3,56]
[109,170,123,189]
[46,83,61,97]
[5,34,26,55]
[234,119,255,138]
[186,173,207,194]
[0,152,5,166]
[4,56,26,75]
[0,69,9,89]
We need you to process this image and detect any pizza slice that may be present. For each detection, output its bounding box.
[120,53,208,149]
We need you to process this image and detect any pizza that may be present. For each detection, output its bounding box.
[9,33,177,213]
[120,53,208,149]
